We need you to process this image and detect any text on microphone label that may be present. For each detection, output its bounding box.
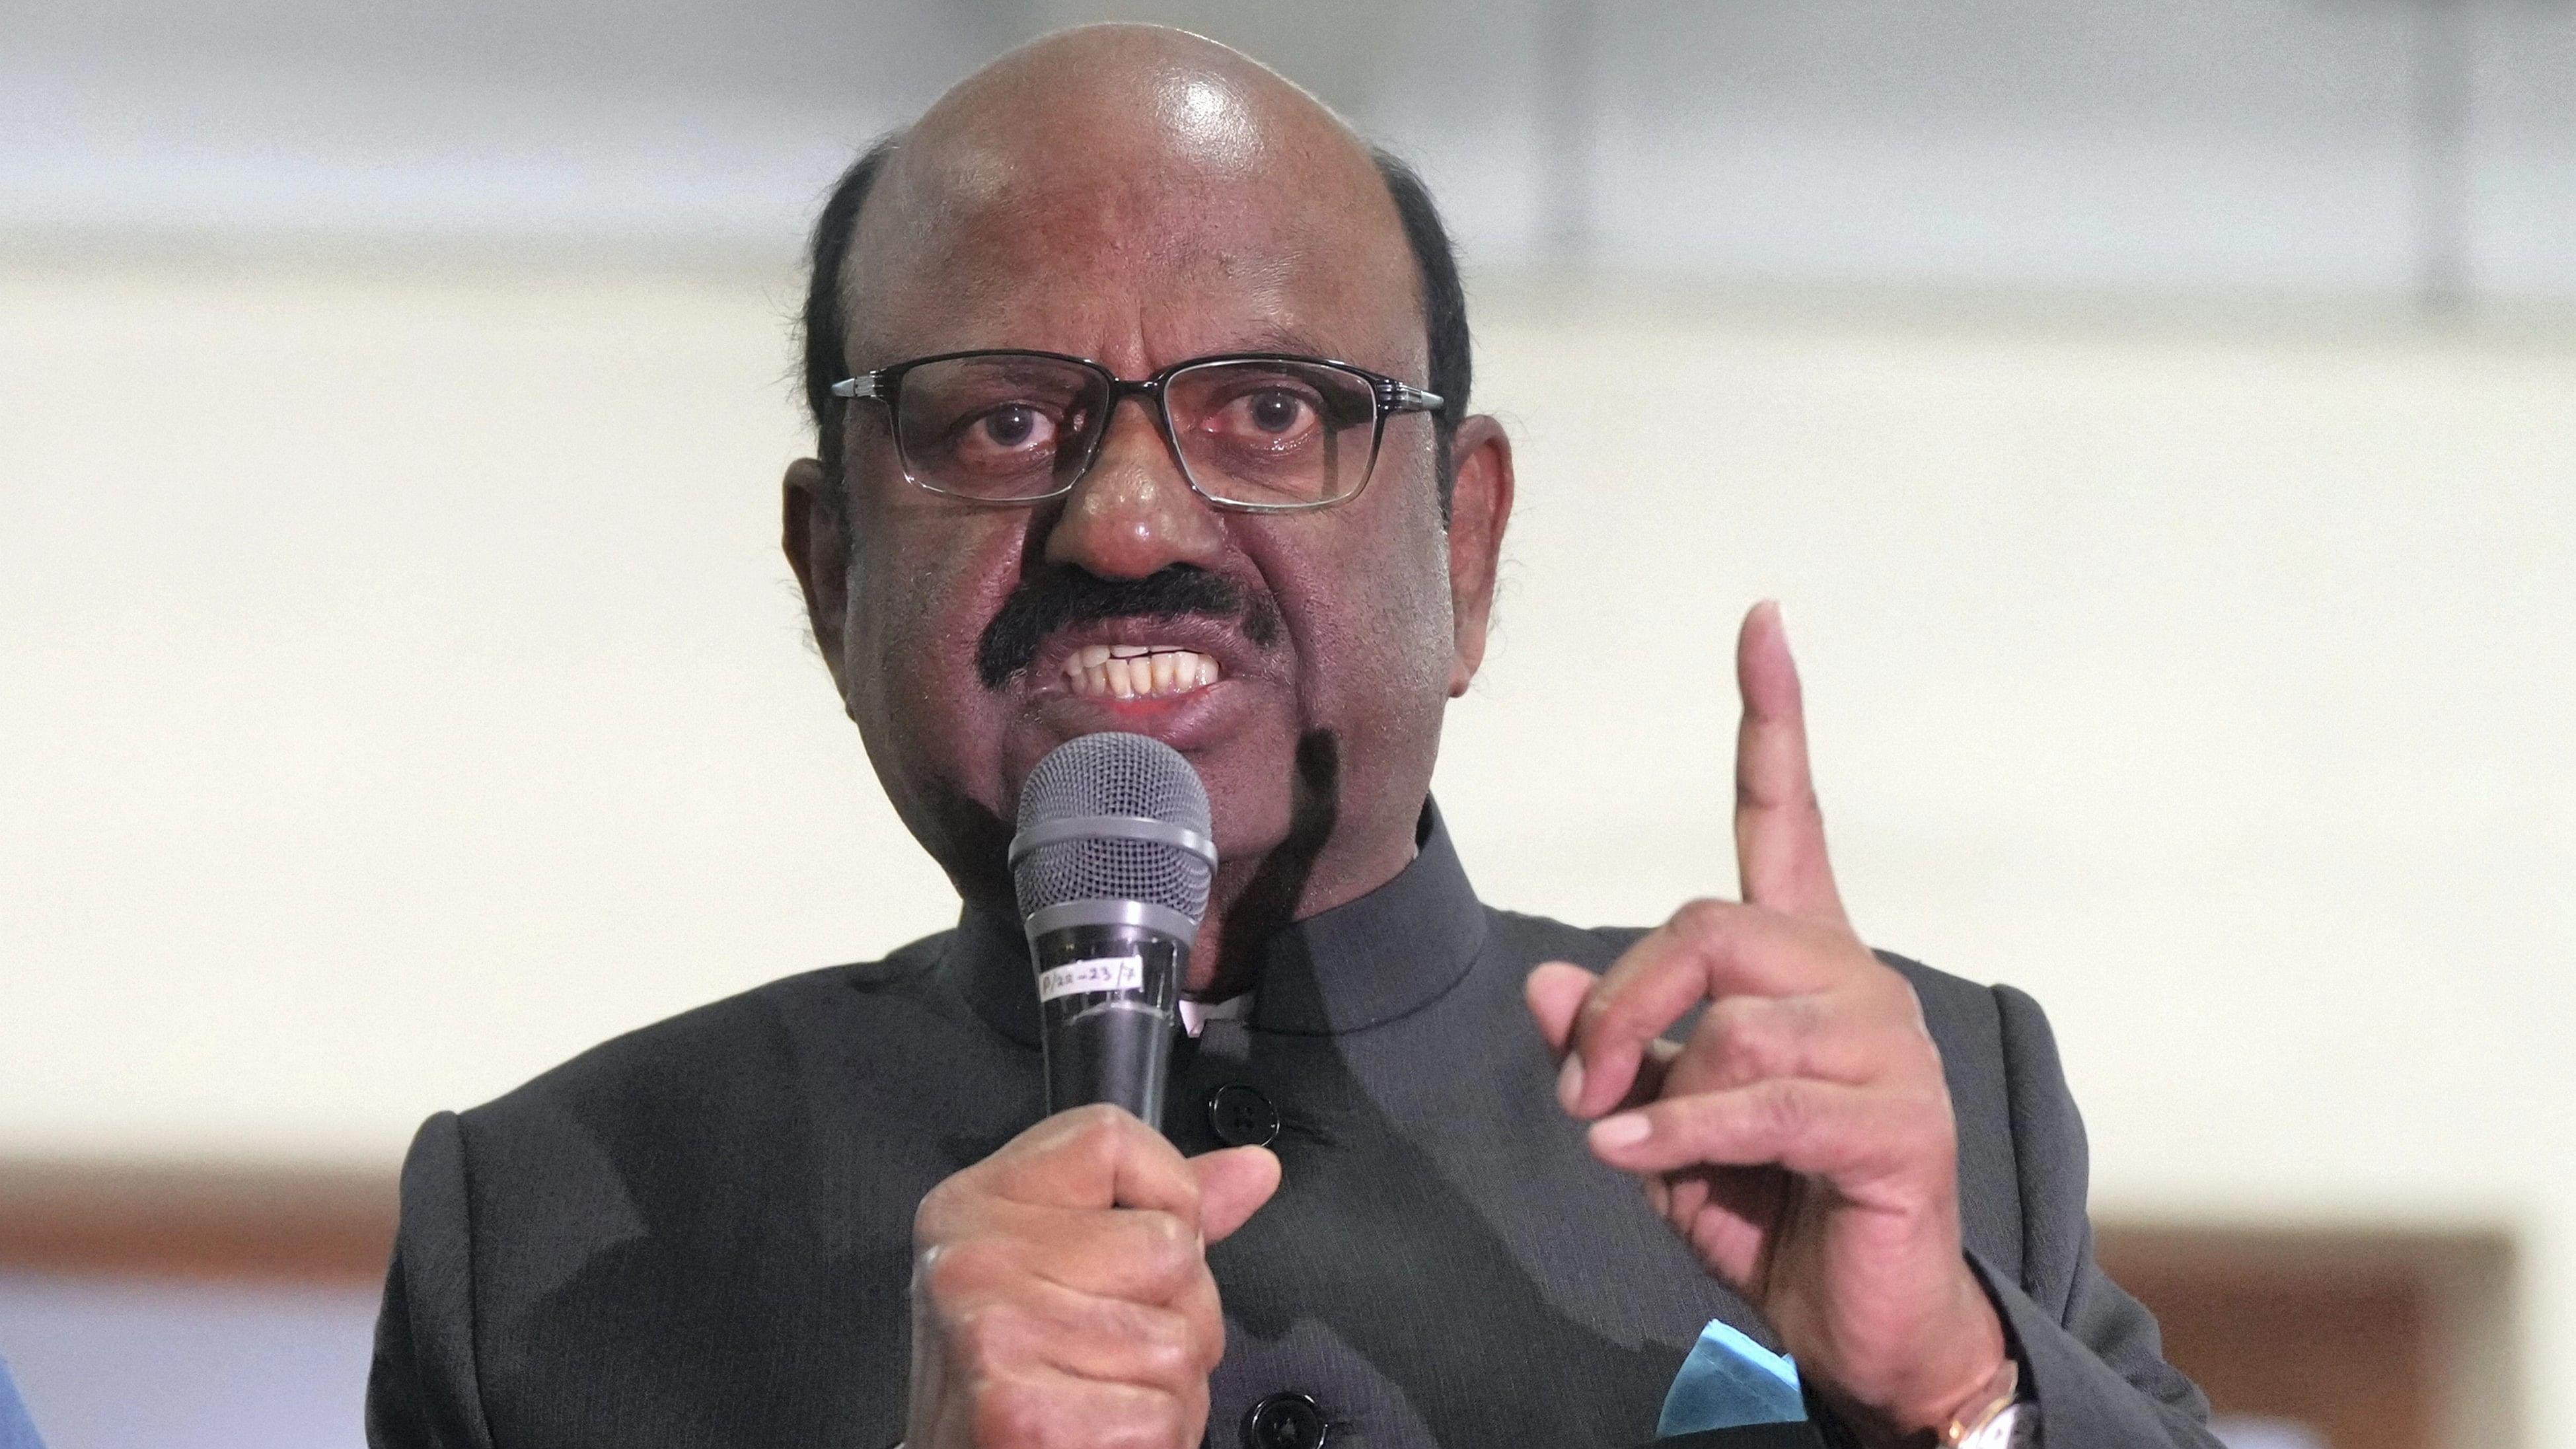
[1037,954,1147,1003]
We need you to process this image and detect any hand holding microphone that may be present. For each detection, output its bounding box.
[904,734,1280,1449]
[905,1107,1278,1449]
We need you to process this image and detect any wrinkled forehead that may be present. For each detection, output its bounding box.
[844,69,1421,373]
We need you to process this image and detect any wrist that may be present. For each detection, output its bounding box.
[1895,1341,2012,1440]
[1834,1273,2012,1448]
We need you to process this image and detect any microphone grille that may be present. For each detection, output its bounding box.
[1013,732,1214,922]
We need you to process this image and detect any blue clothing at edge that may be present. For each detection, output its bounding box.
[0,1355,43,1449]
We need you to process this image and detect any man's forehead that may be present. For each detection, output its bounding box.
[852,180,1396,356]
[841,28,1417,367]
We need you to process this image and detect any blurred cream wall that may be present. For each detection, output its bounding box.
[2,258,2570,1433]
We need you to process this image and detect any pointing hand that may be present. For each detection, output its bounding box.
[1525,602,2007,1446]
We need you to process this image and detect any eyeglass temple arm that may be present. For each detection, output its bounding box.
[829,375,881,400]
[1379,381,1443,414]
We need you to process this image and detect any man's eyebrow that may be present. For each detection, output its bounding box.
[1220,324,1343,359]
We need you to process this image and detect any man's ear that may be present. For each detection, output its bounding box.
[782,458,853,694]
[1443,415,1514,697]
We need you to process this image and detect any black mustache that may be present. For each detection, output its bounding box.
[976,566,1281,689]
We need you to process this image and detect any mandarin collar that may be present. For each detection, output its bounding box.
[944,799,1488,1045]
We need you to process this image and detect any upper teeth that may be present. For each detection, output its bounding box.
[1062,644,1222,700]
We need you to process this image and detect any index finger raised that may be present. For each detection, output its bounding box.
[1734,601,1849,928]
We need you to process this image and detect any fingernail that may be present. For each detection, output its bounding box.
[1555,1053,1586,1114]
[1590,1113,1650,1150]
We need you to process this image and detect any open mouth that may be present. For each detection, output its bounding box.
[1059,643,1223,700]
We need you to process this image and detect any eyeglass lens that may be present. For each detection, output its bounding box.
[891,355,1382,506]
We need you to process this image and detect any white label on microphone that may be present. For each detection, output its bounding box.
[1037,953,1147,1003]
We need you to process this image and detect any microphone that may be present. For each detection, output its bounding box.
[1009,731,1216,1130]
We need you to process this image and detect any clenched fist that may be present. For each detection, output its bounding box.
[904,1104,1281,1449]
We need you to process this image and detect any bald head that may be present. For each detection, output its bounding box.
[798,24,1469,507]
[900,24,1363,216]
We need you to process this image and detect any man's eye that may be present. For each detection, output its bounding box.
[1218,390,1317,441]
[976,405,1050,449]
[1247,392,1307,433]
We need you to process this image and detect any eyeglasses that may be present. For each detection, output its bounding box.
[830,349,1443,512]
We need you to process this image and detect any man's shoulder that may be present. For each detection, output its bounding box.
[1480,905,1652,971]
[456,930,961,1140]
[400,930,1008,1381]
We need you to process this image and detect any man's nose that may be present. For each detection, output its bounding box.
[1041,398,1228,579]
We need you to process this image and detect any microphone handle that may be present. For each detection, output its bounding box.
[1029,920,1185,1131]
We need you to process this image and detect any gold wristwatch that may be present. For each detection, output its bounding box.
[1934,1357,2030,1449]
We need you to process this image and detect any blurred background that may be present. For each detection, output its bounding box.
[3,2,2571,1446]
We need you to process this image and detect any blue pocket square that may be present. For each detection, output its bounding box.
[1657,1319,1806,1437]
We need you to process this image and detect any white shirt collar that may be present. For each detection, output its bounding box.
[1177,992,1251,1037]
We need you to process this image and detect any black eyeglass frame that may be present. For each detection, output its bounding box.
[828,348,1445,513]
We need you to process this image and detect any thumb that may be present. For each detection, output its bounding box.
[1190,1145,1282,1243]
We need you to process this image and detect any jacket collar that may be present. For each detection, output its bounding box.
[946,799,1487,1045]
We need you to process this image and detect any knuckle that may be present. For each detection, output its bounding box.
[1167,1168,1204,1221]
[1670,897,1733,949]
[1134,1208,1200,1276]
[912,1177,969,1245]
[948,1302,1021,1373]
[1175,1279,1229,1372]
[1124,1306,1197,1384]
[1707,998,1767,1057]
[1752,1078,1812,1142]
[1060,1102,1134,1157]
[1703,1000,1788,1084]
[1023,1103,1132,1182]
[919,1238,1001,1303]
[973,1377,1054,1449]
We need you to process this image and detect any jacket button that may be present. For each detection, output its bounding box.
[1242,1391,1328,1449]
[1205,1084,1280,1148]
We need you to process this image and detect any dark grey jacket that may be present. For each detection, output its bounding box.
[367,812,2219,1449]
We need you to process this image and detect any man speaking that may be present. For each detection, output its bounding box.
[367,25,2219,1449]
